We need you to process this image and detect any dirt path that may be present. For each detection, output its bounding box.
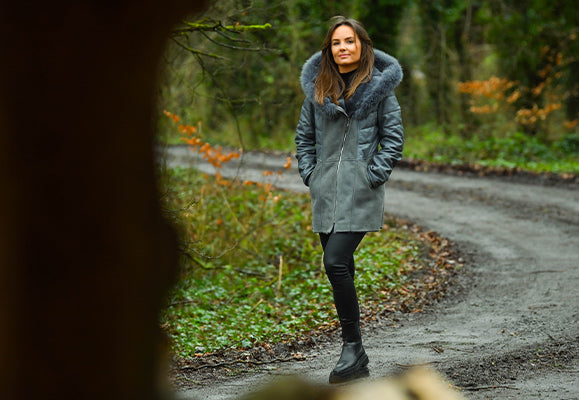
[163,146,579,400]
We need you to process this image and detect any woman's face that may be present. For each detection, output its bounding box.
[331,25,362,73]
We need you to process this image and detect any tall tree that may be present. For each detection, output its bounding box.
[359,0,407,53]
[416,0,470,129]
[485,0,579,134]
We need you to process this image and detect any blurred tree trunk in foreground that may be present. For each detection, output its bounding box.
[0,1,206,399]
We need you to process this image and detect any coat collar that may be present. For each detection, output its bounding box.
[300,49,403,120]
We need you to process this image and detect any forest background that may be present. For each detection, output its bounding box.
[158,0,578,359]
[159,0,578,173]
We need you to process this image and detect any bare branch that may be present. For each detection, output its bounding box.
[170,37,228,60]
[177,251,266,279]
[215,29,251,44]
[178,354,307,371]
[172,21,272,36]
[200,31,274,52]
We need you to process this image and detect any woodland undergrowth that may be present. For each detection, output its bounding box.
[158,112,461,361]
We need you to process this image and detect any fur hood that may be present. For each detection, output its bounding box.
[299,49,403,120]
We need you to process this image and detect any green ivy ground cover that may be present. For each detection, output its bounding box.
[159,168,429,359]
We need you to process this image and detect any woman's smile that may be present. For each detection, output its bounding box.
[331,25,361,73]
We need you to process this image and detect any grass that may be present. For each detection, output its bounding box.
[159,167,428,359]
[404,126,579,175]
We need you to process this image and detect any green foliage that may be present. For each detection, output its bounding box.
[358,0,407,53]
[158,0,417,150]
[157,1,579,174]
[485,0,578,76]
[405,125,579,173]
[483,0,579,127]
[159,0,334,150]
[555,133,579,154]
[159,167,424,357]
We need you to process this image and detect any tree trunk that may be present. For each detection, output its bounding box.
[566,60,579,122]
[0,1,206,399]
[454,0,476,137]
[418,4,455,130]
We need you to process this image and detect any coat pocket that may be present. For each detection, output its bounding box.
[351,160,385,231]
[360,160,374,189]
[307,162,321,187]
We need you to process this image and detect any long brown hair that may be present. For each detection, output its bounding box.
[315,16,374,105]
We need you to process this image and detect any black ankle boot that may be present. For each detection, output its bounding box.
[328,340,369,384]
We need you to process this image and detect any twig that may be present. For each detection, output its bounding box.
[461,385,519,392]
[277,255,283,294]
[249,298,264,313]
[174,375,202,385]
[168,299,198,307]
[215,29,251,44]
[431,345,444,353]
[180,355,307,371]
[395,361,440,368]
[179,208,286,269]
[200,31,274,52]
[182,236,246,260]
[529,270,564,274]
[174,21,272,34]
[177,252,267,277]
[170,37,227,60]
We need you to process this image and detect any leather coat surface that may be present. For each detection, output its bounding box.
[295,49,404,233]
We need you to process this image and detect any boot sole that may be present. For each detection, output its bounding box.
[329,365,369,384]
[329,354,369,384]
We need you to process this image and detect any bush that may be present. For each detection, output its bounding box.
[404,126,579,174]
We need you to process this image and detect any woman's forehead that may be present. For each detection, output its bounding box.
[332,25,356,40]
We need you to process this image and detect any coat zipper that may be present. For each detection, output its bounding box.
[334,108,350,225]
[336,116,350,175]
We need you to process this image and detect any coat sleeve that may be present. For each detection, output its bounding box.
[295,98,317,186]
[367,92,404,188]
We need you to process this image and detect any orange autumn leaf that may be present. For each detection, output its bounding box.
[178,124,197,135]
[506,90,521,104]
[166,111,241,170]
[199,143,211,153]
[458,76,515,99]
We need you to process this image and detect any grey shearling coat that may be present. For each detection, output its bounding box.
[295,49,404,233]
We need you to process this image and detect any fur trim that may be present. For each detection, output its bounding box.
[299,49,403,120]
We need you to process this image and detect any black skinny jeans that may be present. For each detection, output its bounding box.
[319,230,366,342]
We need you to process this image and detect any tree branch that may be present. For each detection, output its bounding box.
[200,31,274,52]
[173,21,272,35]
[170,37,227,60]
[178,354,306,371]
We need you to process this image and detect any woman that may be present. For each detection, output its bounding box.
[295,16,404,383]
